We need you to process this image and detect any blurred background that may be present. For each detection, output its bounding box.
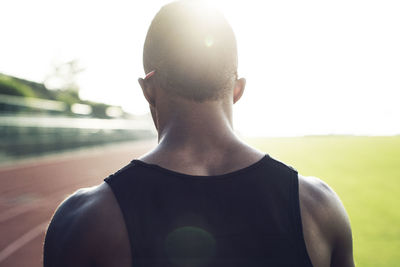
[0,0,399,266]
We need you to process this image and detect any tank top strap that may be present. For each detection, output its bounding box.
[288,167,314,266]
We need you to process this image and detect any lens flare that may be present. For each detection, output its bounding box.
[165,226,216,267]
[204,35,214,47]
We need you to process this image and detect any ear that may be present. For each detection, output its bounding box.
[233,78,246,104]
[138,77,156,107]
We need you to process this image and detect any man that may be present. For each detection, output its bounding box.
[43,1,355,266]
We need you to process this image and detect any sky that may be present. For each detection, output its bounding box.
[1,0,399,137]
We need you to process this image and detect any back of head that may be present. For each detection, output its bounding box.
[143,0,238,102]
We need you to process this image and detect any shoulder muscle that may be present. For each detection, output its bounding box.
[43,182,131,267]
[43,187,97,267]
[299,175,354,267]
[43,184,107,267]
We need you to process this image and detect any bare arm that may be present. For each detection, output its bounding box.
[43,183,131,267]
[43,189,94,267]
[299,175,355,267]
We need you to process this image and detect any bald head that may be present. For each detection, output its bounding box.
[143,0,238,102]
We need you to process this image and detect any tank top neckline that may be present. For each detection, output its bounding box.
[130,154,270,180]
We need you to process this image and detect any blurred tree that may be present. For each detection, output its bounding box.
[44,59,85,93]
[0,74,37,97]
[44,59,85,111]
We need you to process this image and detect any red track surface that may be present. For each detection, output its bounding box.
[0,139,157,267]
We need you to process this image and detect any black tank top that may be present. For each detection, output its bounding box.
[104,154,313,267]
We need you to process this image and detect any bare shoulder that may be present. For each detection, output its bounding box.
[43,182,131,267]
[298,175,355,267]
[298,175,342,216]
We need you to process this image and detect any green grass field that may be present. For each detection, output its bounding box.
[243,135,400,267]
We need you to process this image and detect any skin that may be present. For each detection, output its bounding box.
[43,74,355,267]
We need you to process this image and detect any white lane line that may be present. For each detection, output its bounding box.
[0,191,69,223]
[0,221,48,263]
[0,203,41,223]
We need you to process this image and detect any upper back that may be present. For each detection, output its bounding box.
[44,154,354,267]
[101,154,313,267]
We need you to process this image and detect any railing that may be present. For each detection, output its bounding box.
[0,115,153,129]
[0,114,156,161]
[0,94,67,112]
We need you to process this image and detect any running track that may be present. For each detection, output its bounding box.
[0,139,157,267]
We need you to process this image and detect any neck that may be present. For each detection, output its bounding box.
[155,98,241,155]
